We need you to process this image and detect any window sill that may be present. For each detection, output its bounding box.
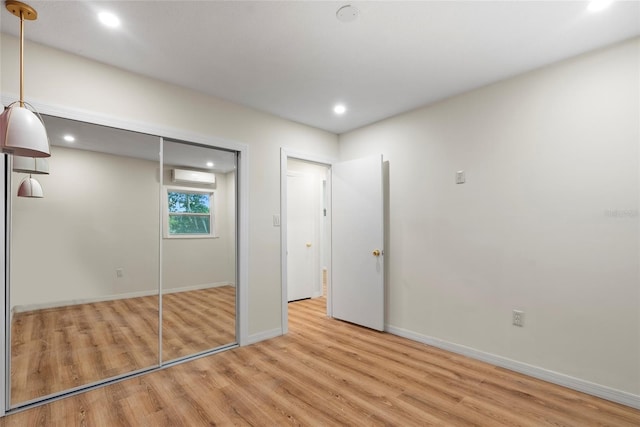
[163,235,220,240]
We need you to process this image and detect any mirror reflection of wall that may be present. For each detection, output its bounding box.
[8,116,238,408]
[10,117,162,405]
[161,140,237,362]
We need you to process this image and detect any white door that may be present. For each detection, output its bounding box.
[332,155,384,331]
[287,172,319,301]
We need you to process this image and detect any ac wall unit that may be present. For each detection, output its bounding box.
[171,169,216,185]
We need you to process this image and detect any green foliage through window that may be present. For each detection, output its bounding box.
[168,191,212,235]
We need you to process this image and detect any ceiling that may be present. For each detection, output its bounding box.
[2,1,639,134]
[44,114,238,172]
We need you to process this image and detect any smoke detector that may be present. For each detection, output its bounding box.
[336,5,359,23]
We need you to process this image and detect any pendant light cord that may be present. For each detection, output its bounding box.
[19,8,24,107]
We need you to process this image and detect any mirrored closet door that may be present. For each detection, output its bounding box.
[8,116,161,405]
[7,116,238,408]
[161,140,237,362]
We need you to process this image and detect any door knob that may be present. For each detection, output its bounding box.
[306,242,312,247]
[372,249,381,257]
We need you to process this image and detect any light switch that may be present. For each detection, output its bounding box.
[273,215,281,227]
[456,170,465,184]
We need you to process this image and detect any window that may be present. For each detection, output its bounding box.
[165,187,216,238]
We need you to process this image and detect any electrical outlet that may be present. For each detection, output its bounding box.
[512,310,524,327]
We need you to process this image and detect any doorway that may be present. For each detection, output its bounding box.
[286,161,329,302]
[281,150,386,335]
[280,150,332,334]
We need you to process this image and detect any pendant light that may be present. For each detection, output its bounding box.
[13,155,47,197]
[13,155,48,197]
[17,175,43,198]
[0,0,50,158]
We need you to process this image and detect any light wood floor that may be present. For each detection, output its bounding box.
[2,296,639,426]
[10,286,235,404]
[162,286,236,361]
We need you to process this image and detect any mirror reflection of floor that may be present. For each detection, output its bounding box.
[10,285,236,405]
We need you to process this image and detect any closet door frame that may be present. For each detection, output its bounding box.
[0,98,249,416]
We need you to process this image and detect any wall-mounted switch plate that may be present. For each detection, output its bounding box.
[456,170,465,184]
[273,215,281,227]
[116,268,124,278]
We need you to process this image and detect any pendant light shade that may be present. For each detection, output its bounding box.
[1,0,51,158]
[17,175,43,198]
[13,155,49,174]
[1,103,50,157]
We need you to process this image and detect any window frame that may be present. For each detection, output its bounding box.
[163,185,217,239]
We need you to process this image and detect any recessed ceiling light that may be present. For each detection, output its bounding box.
[206,161,214,168]
[63,134,75,142]
[98,11,120,28]
[334,104,347,115]
[587,0,613,12]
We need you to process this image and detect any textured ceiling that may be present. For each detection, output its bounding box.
[2,1,639,134]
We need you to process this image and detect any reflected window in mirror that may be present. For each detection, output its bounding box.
[165,187,217,238]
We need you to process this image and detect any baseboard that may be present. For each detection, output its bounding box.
[13,281,233,313]
[163,281,231,295]
[246,328,282,345]
[385,324,640,410]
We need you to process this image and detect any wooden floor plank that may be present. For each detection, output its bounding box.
[1,295,639,426]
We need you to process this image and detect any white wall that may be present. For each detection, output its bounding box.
[339,38,640,397]
[1,34,339,336]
